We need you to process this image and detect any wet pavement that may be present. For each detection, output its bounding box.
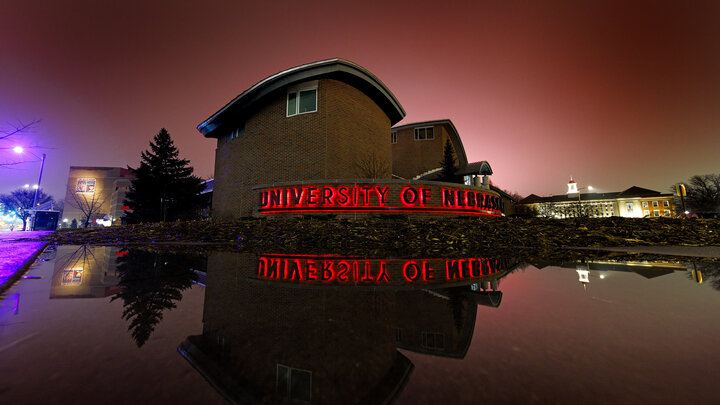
[0,231,50,290]
[1,245,719,404]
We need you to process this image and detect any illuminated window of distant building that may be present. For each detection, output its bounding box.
[422,332,445,350]
[76,178,96,194]
[652,201,659,207]
[664,209,671,216]
[653,209,660,217]
[642,201,648,208]
[391,131,397,144]
[414,127,434,140]
[287,85,317,117]
[276,364,312,402]
[643,209,650,216]
[663,200,670,207]
[626,203,633,212]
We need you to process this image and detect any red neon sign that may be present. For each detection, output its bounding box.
[256,255,505,286]
[257,183,503,216]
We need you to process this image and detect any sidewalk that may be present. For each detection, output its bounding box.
[0,231,52,292]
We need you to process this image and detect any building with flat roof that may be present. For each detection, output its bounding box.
[60,166,134,227]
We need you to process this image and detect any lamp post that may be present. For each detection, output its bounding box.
[13,146,47,230]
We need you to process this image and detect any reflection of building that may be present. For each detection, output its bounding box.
[180,252,519,403]
[533,260,688,289]
[180,252,412,404]
[50,245,122,298]
[60,166,134,226]
[518,186,676,218]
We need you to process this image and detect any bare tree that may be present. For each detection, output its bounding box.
[67,186,111,228]
[685,174,720,213]
[354,151,390,179]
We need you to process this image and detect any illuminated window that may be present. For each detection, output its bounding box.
[653,209,660,217]
[391,131,397,144]
[652,201,659,207]
[422,332,445,350]
[277,364,311,401]
[642,201,648,208]
[664,209,671,216]
[287,88,317,117]
[76,178,96,194]
[643,209,650,216]
[663,200,669,207]
[414,127,434,140]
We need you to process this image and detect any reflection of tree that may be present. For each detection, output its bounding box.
[111,250,202,347]
[57,244,99,270]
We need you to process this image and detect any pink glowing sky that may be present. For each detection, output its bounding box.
[1,0,719,200]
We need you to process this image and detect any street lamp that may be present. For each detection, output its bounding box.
[13,146,47,229]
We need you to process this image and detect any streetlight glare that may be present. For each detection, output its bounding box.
[32,184,39,189]
[588,185,594,191]
[13,146,24,154]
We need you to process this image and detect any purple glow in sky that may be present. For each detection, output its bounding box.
[1,0,719,200]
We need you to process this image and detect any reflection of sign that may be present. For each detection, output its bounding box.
[257,182,503,216]
[62,269,83,285]
[256,255,507,286]
[76,178,96,194]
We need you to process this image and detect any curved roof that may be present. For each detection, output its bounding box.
[198,58,406,137]
[391,119,468,168]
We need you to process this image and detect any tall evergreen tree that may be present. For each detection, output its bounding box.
[124,128,204,223]
[438,138,462,183]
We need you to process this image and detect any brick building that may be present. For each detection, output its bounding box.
[198,59,509,219]
[518,184,677,218]
[198,58,406,219]
[60,166,134,227]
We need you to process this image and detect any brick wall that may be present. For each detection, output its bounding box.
[391,124,456,179]
[212,78,392,219]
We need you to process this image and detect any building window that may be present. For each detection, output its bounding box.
[643,209,650,216]
[421,332,445,350]
[277,364,312,402]
[414,127,434,140]
[653,209,660,217]
[664,209,671,216]
[652,201,659,207]
[642,201,649,208]
[287,88,317,117]
[76,178,96,194]
[625,203,633,212]
[663,200,670,207]
[391,131,397,144]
